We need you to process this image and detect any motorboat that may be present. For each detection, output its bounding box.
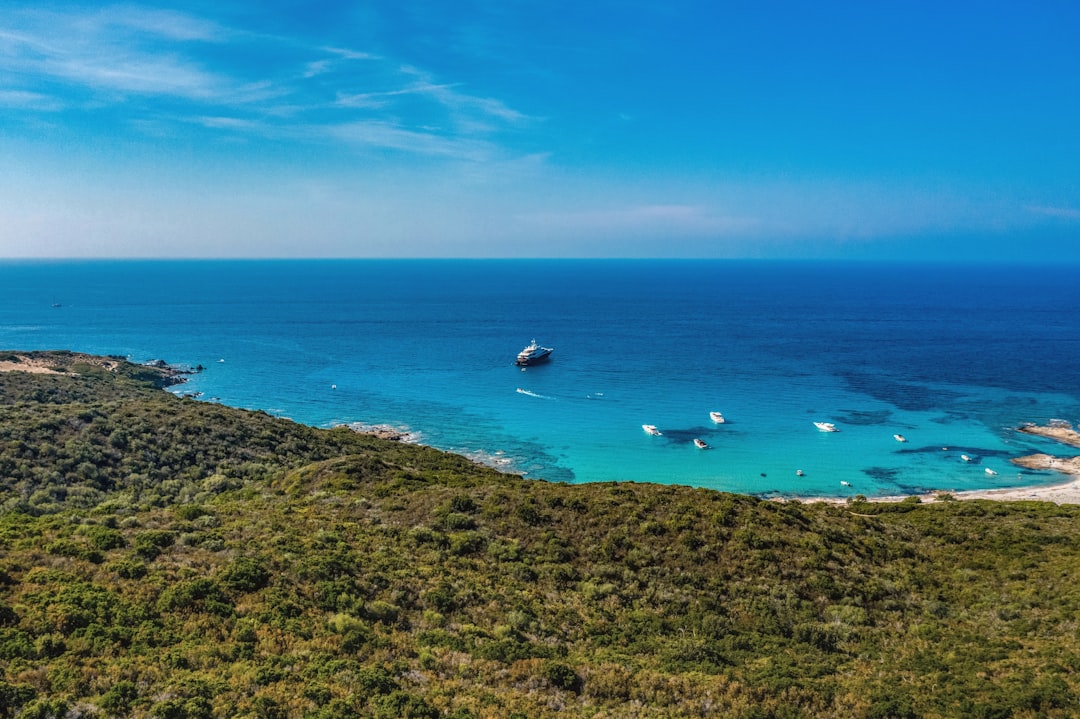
[796,469,804,477]
[893,434,907,442]
[961,454,972,462]
[840,480,852,487]
[814,422,839,432]
[515,339,553,366]
[693,438,709,449]
[709,411,726,424]
[642,424,662,436]
[985,467,998,476]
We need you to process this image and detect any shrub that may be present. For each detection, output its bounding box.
[85,525,126,550]
[157,578,232,616]
[356,665,398,696]
[449,531,487,556]
[544,661,582,692]
[0,604,17,627]
[449,495,477,513]
[111,559,148,579]
[133,530,175,560]
[443,512,476,530]
[100,680,138,715]
[174,505,208,521]
[218,557,270,593]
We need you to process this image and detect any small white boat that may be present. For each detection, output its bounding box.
[961,454,972,462]
[840,480,852,487]
[985,467,997,476]
[796,469,804,477]
[893,434,907,442]
[693,438,709,449]
[642,424,662,436]
[709,411,726,424]
[814,422,839,432]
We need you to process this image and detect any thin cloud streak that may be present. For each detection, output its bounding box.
[1025,205,1080,221]
[522,204,761,236]
[0,7,228,100]
[0,89,62,111]
[328,120,499,161]
[0,5,534,164]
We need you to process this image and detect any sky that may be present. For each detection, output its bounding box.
[1,1,1078,259]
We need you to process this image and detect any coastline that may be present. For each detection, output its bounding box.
[809,474,1080,506]
[793,423,1080,506]
[5,351,1079,504]
[348,419,1080,506]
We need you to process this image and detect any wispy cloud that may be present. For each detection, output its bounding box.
[0,7,228,100]
[522,204,761,236]
[328,120,498,161]
[0,88,62,111]
[0,5,534,164]
[396,65,529,127]
[84,6,224,42]
[195,116,264,132]
[1026,205,1080,221]
[334,65,530,137]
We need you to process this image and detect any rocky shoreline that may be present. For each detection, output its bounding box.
[344,422,417,443]
[1010,421,1080,479]
[1011,453,1080,476]
[1016,421,1080,449]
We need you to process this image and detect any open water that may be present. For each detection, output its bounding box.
[2,259,1079,499]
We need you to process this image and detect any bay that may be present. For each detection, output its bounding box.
[2,258,1078,498]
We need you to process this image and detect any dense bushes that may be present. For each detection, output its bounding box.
[0,354,1079,717]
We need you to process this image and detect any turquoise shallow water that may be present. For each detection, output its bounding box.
[2,259,1078,498]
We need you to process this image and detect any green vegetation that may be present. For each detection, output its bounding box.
[1,352,1079,717]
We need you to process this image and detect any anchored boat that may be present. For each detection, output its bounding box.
[515,339,553,366]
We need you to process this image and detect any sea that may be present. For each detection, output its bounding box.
[2,259,1079,500]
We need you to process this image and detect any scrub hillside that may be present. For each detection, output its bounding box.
[0,352,1078,718]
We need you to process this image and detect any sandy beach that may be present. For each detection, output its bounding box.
[801,476,1080,507]
[812,422,1080,505]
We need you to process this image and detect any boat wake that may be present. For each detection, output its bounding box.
[516,388,554,399]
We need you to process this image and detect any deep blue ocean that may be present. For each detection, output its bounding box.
[3,259,1079,499]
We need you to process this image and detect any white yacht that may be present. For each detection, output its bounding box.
[693,438,709,449]
[893,434,907,442]
[814,421,839,432]
[642,424,662,436]
[709,411,726,424]
[515,339,553,366]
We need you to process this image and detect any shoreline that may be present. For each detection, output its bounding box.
[789,475,1080,506]
[5,351,1079,504]
[787,425,1080,505]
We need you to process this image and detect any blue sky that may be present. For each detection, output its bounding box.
[1,1,1078,259]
